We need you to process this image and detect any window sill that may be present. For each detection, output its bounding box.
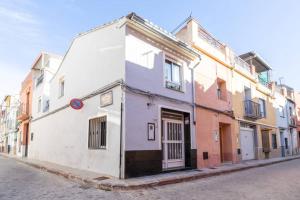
[88,148,107,150]
[165,85,184,93]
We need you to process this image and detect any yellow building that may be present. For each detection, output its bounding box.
[232,52,280,161]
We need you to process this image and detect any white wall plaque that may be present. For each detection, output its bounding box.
[100,91,113,107]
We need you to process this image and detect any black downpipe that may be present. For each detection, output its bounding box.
[119,102,123,179]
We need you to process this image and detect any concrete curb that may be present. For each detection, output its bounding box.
[2,153,300,191]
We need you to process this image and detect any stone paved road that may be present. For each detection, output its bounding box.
[1,156,300,200]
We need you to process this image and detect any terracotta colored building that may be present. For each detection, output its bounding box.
[17,71,33,157]
[176,19,238,168]
[295,92,300,148]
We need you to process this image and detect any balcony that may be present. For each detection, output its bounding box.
[17,103,29,121]
[234,55,252,74]
[244,100,262,119]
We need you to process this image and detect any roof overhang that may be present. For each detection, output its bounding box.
[240,51,271,72]
[126,13,200,60]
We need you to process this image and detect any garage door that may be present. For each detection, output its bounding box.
[240,127,255,160]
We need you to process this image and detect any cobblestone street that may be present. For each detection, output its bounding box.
[1,156,300,200]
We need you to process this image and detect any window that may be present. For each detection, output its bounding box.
[217,79,227,101]
[259,98,266,118]
[43,99,50,112]
[36,70,44,87]
[272,134,277,149]
[59,79,65,97]
[37,97,42,113]
[164,59,182,91]
[285,138,288,149]
[244,87,251,100]
[289,106,293,117]
[31,133,34,141]
[88,116,107,149]
[279,106,285,118]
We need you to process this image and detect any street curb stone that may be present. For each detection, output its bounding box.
[1,153,300,191]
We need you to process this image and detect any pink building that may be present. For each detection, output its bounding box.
[295,92,300,148]
[176,19,238,168]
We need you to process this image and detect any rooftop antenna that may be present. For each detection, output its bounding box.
[171,11,193,34]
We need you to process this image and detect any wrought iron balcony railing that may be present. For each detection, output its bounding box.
[17,103,29,121]
[244,100,262,119]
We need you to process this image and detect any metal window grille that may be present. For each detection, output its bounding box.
[88,116,107,149]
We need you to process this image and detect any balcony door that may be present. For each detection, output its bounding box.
[244,87,251,100]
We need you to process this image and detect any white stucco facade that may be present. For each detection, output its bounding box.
[28,14,199,179]
[274,85,298,156]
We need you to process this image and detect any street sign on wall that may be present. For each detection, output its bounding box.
[70,98,84,110]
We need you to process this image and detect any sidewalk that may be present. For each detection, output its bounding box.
[1,153,300,191]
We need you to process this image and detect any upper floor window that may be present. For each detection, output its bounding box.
[259,98,266,118]
[244,87,251,100]
[279,105,285,118]
[43,99,50,113]
[217,78,227,101]
[164,59,182,91]
[59,78,65,98]
[36,70,44,87]
[289,106,294,117]
[37,97,42,113]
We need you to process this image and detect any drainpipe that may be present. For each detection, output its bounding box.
[119,101,123,179]
[191,56,201,125]
[119,84,124,179]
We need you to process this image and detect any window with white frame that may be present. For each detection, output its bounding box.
[164,59,182,91]
[36,70,44,87]
[88,116,107,149]
[37,97,42,113]
[59,78,65,98]
[259,98,266,118]
[279,105,285,118]
[43,99,50,112]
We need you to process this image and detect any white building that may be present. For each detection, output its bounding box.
[274,84,298,156]
[31,52,63,118]
[0,95,19,155]
[28,13,200,178]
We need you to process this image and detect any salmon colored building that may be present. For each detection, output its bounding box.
[17,71,33,157]
[295,92,300,147]
[176,19,238,168]
[176,17,281,168]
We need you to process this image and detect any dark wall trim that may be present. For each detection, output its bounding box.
[125,150,162,178]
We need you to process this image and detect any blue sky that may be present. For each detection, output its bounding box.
[0,0,299,100]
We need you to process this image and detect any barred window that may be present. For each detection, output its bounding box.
[272,134,277,149]
[88,116,107,149]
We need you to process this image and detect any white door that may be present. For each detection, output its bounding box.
[162,119,185,170]
[240,128,255,160]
